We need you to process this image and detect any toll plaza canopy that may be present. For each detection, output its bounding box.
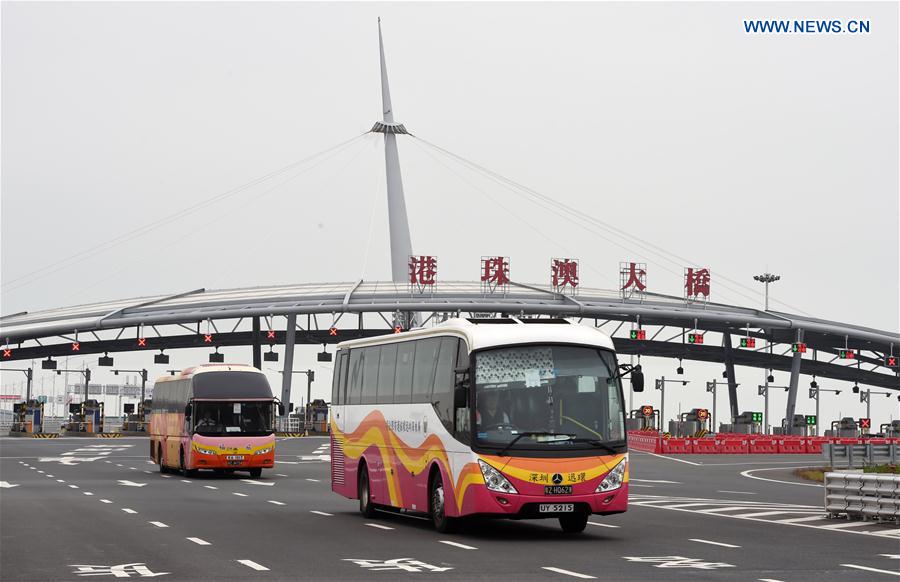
[1,280,897,390]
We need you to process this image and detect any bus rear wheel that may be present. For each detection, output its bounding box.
[358,464,377,518]
[157,444,167,473]
[248,468,262,478]
[559,513,589,533]
[430,473,456,533]
[180,449,196,477]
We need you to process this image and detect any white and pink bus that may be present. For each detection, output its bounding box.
[330,318,630,533]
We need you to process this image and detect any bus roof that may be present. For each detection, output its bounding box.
[155,363,264,384]
[336,318,615,352]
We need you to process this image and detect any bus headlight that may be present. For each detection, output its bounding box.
[254,447,273,455]
[478,460,518,494]
[196,447,217,456]
[595,458,626,493]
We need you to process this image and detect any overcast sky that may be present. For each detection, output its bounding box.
[2,2,898,426]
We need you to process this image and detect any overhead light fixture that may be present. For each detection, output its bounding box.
[42,358,57,370]
[721,370,728,378]
[98,353,114,367]
[263,349,279,362]
[767,372,775,383]
[209,349,224,363]
[676,358,683,375]
[154,351,169,365]
[852,384,860,394]
[317,348,332,362]
[810,379,819,389]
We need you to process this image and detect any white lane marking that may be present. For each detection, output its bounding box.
[541,567,596,579]
[233,492,248,497]
[117,480,147,487]
[121,508,137,514]
[629,484,655,488]
[276,474,289,477]
[100,499,113,504]
[718,490,756,495]
[697,507,749,514]
[143,470,152,474]
[129,467,138,470]
[740,467,822,488]
[631,478,681,484]
[689,538,740,548]
[588,522,620,528]
[735,511,799,518]
[149,521,169,528]
[180,480,192,484]
[83,492,94,496]
[267,500,286,506]
[880,555,900,559]
[115,464,123,467]
[56,479,65,483]
[187,537,211,546]
[665,503,711,509]
[777,515,829,523]
[236,560,270,571]
[820,521,878,530]
[439,540,477,550]
[203,485,218,490]
[305,478,319,482]
[161,475,171,478]
[0,481,20,488]
[632,451,702,466]
[310,510,333,516]
[46,474,54,478]
[759,579,786,582]
[241,479,274,486]
[841,564,900,577]
[68,484,79,489]
[364,523,394,530]
[37,470,44,474]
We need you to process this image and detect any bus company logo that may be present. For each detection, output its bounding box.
[552,473,563,485]
[386,419,422,433]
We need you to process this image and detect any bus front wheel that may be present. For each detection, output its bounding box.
[180,449,197,478]
[158,444,167,473]
[559,513,589,533]
[430,472,456,533]
[358,464,377,518]
[248,468,262,478]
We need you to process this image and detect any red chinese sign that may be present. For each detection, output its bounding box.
[408,255,437,292]
[551,259,579,293]
[481,256,510,293]
[684,267,711,301]
[620,262,647,300]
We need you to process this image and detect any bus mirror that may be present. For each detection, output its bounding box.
[184,404,192,419]
[278,403,285,416]
[631,369,645,392]
[454,386,468,408]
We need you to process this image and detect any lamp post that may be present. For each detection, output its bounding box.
[1,367,33,402]
[279,369,315,428]
[113,369,149,418]
[859,388,893,432]
[655,377,690,433]
[808,381,840,437]
[754,272,780,432]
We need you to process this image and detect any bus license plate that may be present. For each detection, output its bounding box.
[539,503,574,513]
[226,455,244,461]
[545,485,573,495]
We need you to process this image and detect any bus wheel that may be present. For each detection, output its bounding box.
[358,464,377,518]
[248,468,262,478]
[559,513,589,533]
[158,444,167,473]
[180,449,196,477]
[430,473,456,533]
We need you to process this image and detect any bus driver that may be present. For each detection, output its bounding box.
[476,390,510,428]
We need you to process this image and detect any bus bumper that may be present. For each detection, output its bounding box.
[194,453,275,469]
[466,483,629,517]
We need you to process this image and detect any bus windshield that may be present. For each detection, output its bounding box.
[192,401,275,437]
[474,345,625,451]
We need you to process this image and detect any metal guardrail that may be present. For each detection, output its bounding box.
[825,472,900,522]
[823,443,899,468]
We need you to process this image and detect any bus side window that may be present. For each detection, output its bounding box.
[412,338,440,404]
[361,346,381,405]
[432,338,457,432]
[332,351,347,405]
[454,339,471,444]
[347,349,364,405]
[394,342,415,404]
[377,344,398,404]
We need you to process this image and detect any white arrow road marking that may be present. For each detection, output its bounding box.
[0,481,20,488]
[117,480,148,487]
[240,479,274,486]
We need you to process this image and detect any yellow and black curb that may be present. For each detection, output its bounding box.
[31,433,60,439]
[275,432,305,438]
[96,433,122,438]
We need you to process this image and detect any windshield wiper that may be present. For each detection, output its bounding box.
[496,432,575,456]
[567,437,619,454]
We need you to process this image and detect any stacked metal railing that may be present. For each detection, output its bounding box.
[825,472,900,522]
[823,443,899,469]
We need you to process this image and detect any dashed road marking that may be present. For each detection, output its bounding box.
[718,490,756,495]
[204,485,218,490]
[149,521,169,528]
[439,540,477,550]
[100,499,113,504]
[364,523,394,530]
[689,538,740,548]
[180,480,192,484]
[236,560,269,571]
[841,564,900,577]
[758,579,786,582]
[56,479,65,483]
[187,537,211,546]
[68,484,79,489]
[276,474,289,477]
[83,492,94,496]
[305,478,319,482]
[777,516,828,524]
[122,508,137,514]
[233,492,248,497]
[267,500,285,506]
[310,510,333,516]
[588,522,620,528]
[143,471,152,474]
[541,566,596,579]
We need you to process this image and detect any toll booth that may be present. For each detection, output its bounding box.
[825,417,861,438]
[122,399,151,432]
[68,400,104,433]
[773,415,809,436]
[668,408,710,437]
[11,400,44,434]
[720,411,763,434]
[626,406,658,431]
[305,399,330,433]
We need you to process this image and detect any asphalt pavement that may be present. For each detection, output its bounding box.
[1,437,898,581]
